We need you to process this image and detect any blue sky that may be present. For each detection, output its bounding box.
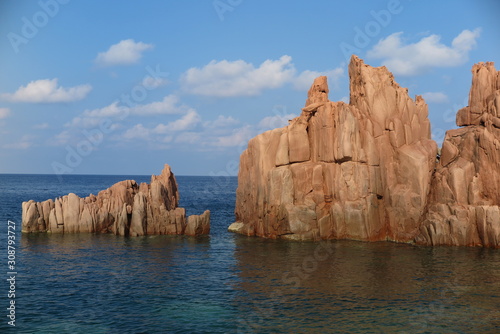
[0,0,499,176]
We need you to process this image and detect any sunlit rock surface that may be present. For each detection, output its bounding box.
[231,56,500,248]
[231,56,437,243]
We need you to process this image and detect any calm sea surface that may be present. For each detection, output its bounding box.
[0,174,498,333]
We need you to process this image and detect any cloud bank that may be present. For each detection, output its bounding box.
[181,55,343,97]
[1,79,92,103]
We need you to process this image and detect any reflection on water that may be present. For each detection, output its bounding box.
[11,226,500,333]
[17,233,238,333]
[231,237,500,333]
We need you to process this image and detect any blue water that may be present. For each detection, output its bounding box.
[0,174,499,333]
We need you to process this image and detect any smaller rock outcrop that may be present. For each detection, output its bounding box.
[417,62,500,247]
[22,164,210,236]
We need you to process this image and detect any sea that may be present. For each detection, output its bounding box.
[0,174,498,333]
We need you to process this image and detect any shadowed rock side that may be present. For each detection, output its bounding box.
[417,62,500,247]
[22,164,210,236]
[230,55,437,242]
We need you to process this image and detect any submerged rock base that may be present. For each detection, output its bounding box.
[22,164,210,236]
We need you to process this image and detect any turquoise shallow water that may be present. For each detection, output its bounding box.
[0,174,499,333]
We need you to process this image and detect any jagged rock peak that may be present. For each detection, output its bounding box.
[457,61,500,127]
[305,75,329,107]
[150,163,179,211]
[348,55,430,139]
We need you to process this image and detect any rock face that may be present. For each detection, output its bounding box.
[22,164,210,236]
[417,62,500,247]
[231,56,500,248]
[231,56,437,242]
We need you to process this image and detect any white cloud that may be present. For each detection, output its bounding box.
[3,142,32,149]
[64,102,123,129]
[160,135,174,143]
[367,29,481,76]
[121,124,173,143]
[33,122,49,129]
[109,106,291,151]
[142,76,168,89]
[0,108,10,119]
[175,132,202,144]
[122,124,150,140]
[80,95,190,119]
[203,115,239,129]
[120,110,200,141]
[163,110,201,132]
[95,39,154,67]
[131,95,189,115]
[181,55,296,97]
[293,68,344,91]
[83,101,125,118]
[212,125,254,147]
[66,116,106,129]
[1,79,92,103]
[3,135,35,149]
[452,29,481,52]
[58,91,207,150]
[65,95,191,131]
[258,113,297,130]
[421,92,449,104]
[47,130,71,146]
[151,123,170,134]
[115,111,250,150]
[177,117,253,149]
[181,55,345,96]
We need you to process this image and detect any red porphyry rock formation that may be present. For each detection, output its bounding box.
[417,62,500,247]
[230,55,437,242]
[22,164,210,236]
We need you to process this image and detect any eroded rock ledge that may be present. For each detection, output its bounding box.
[230,56,500,248]
[22,164,210,236]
